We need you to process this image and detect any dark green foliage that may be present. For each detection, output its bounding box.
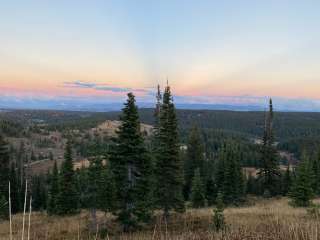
[257,99,281,196]
[31,175,47,211]
[86,156,103,211]
[47,161,59,215]
[49,151,54,161]
[200,129,261,168]
[0,134,9,208]
[212,193,226,231]
[184,125,205,199]
[75,167,89,209]
[109,93,153,231]
[205,178,217,206]
[190,168,206,208]
[0,119,24,138]
[18,176,27,213]
[9,163,20,213]
[85,155,104,233]
[154,85,185,218]
[0,194,7,220]
[215,143,245,205]
[278,136,320,161]
[153,84,162,131]
[246,173,255,194]
[290,153,314,207]
[98,167,116,213]
[311,151,320,195]
[282,163,292,196]
[246,173,261,195]
[56,141,79,215]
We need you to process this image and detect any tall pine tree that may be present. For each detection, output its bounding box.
[257,99,280,196]
[0,134,9,219]
[9,163,20,213]
[109,93,153,231]
[47,160,59,215]
[311,150,320,195]
[215,143,245,205]
[56,140,79,215]
[290,153,314,207]
[86,155,103,233]
[154,85,185,219]
[190,168,206,208]
[98,166,116,214]
[184,125,205,199]
[282,163,292,196]
[31,174,47,211]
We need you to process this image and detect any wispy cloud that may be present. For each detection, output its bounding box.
[64,80,153,94]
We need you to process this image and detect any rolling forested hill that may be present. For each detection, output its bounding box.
[2,108,320,139]
[1,108,320,158]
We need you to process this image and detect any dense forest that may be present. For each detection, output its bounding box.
[0,86,320,237]
[2,106,320,159]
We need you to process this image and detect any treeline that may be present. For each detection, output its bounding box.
[278,136,320,159]
[1,87,320,233]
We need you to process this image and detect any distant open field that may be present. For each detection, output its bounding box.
[0,198,319,240]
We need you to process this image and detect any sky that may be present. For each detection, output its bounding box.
[1,0,320,111]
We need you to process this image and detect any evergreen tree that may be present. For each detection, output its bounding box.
[56,141,79,215]
[190,168,206,208]
[246,173,258,195]
[0,134,9,219]
[86,155,103,233]
[290,153,314,207]
[0,195,7,220]
[154,84,162,124]
[215,143,245,204]
[154,85,185,219]
[257,99,280,196]
[31,175,47,211]
[9,163,20,213]
[16,141,25,187]
[184,125,205,199]
[109,93,153,231]
[212,192,226,231]
[282,163,292,196]
[206,177,217,206]
[47,160,59,215]
[151,85,162,152]
[49,151,54,161]
[75,167,88,209]
[98,167,116,214]
[215,145,227,196]
[311,150,320,195]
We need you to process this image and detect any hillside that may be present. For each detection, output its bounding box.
[2,108,320,141]
[2,108,320,160]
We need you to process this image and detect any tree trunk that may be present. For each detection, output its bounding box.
[90,208,97,234]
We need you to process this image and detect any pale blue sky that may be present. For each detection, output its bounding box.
[0,0,320,110]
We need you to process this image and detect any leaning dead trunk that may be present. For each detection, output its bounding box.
[21,180,28,240]
[9,181,12,240]
[27,196,32,240]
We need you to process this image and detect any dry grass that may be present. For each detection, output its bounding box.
[0,198,319,240]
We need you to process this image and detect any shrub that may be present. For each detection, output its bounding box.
[212,193,226,231]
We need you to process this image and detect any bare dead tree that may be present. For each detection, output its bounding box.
[9,181,12,240]
[27,196,32,240]
[21,180,28,240]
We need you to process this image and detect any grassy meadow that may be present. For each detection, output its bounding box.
[0,198,319,240]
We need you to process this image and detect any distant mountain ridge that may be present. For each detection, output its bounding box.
[0,96,320,112]
[0,100,301,112]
